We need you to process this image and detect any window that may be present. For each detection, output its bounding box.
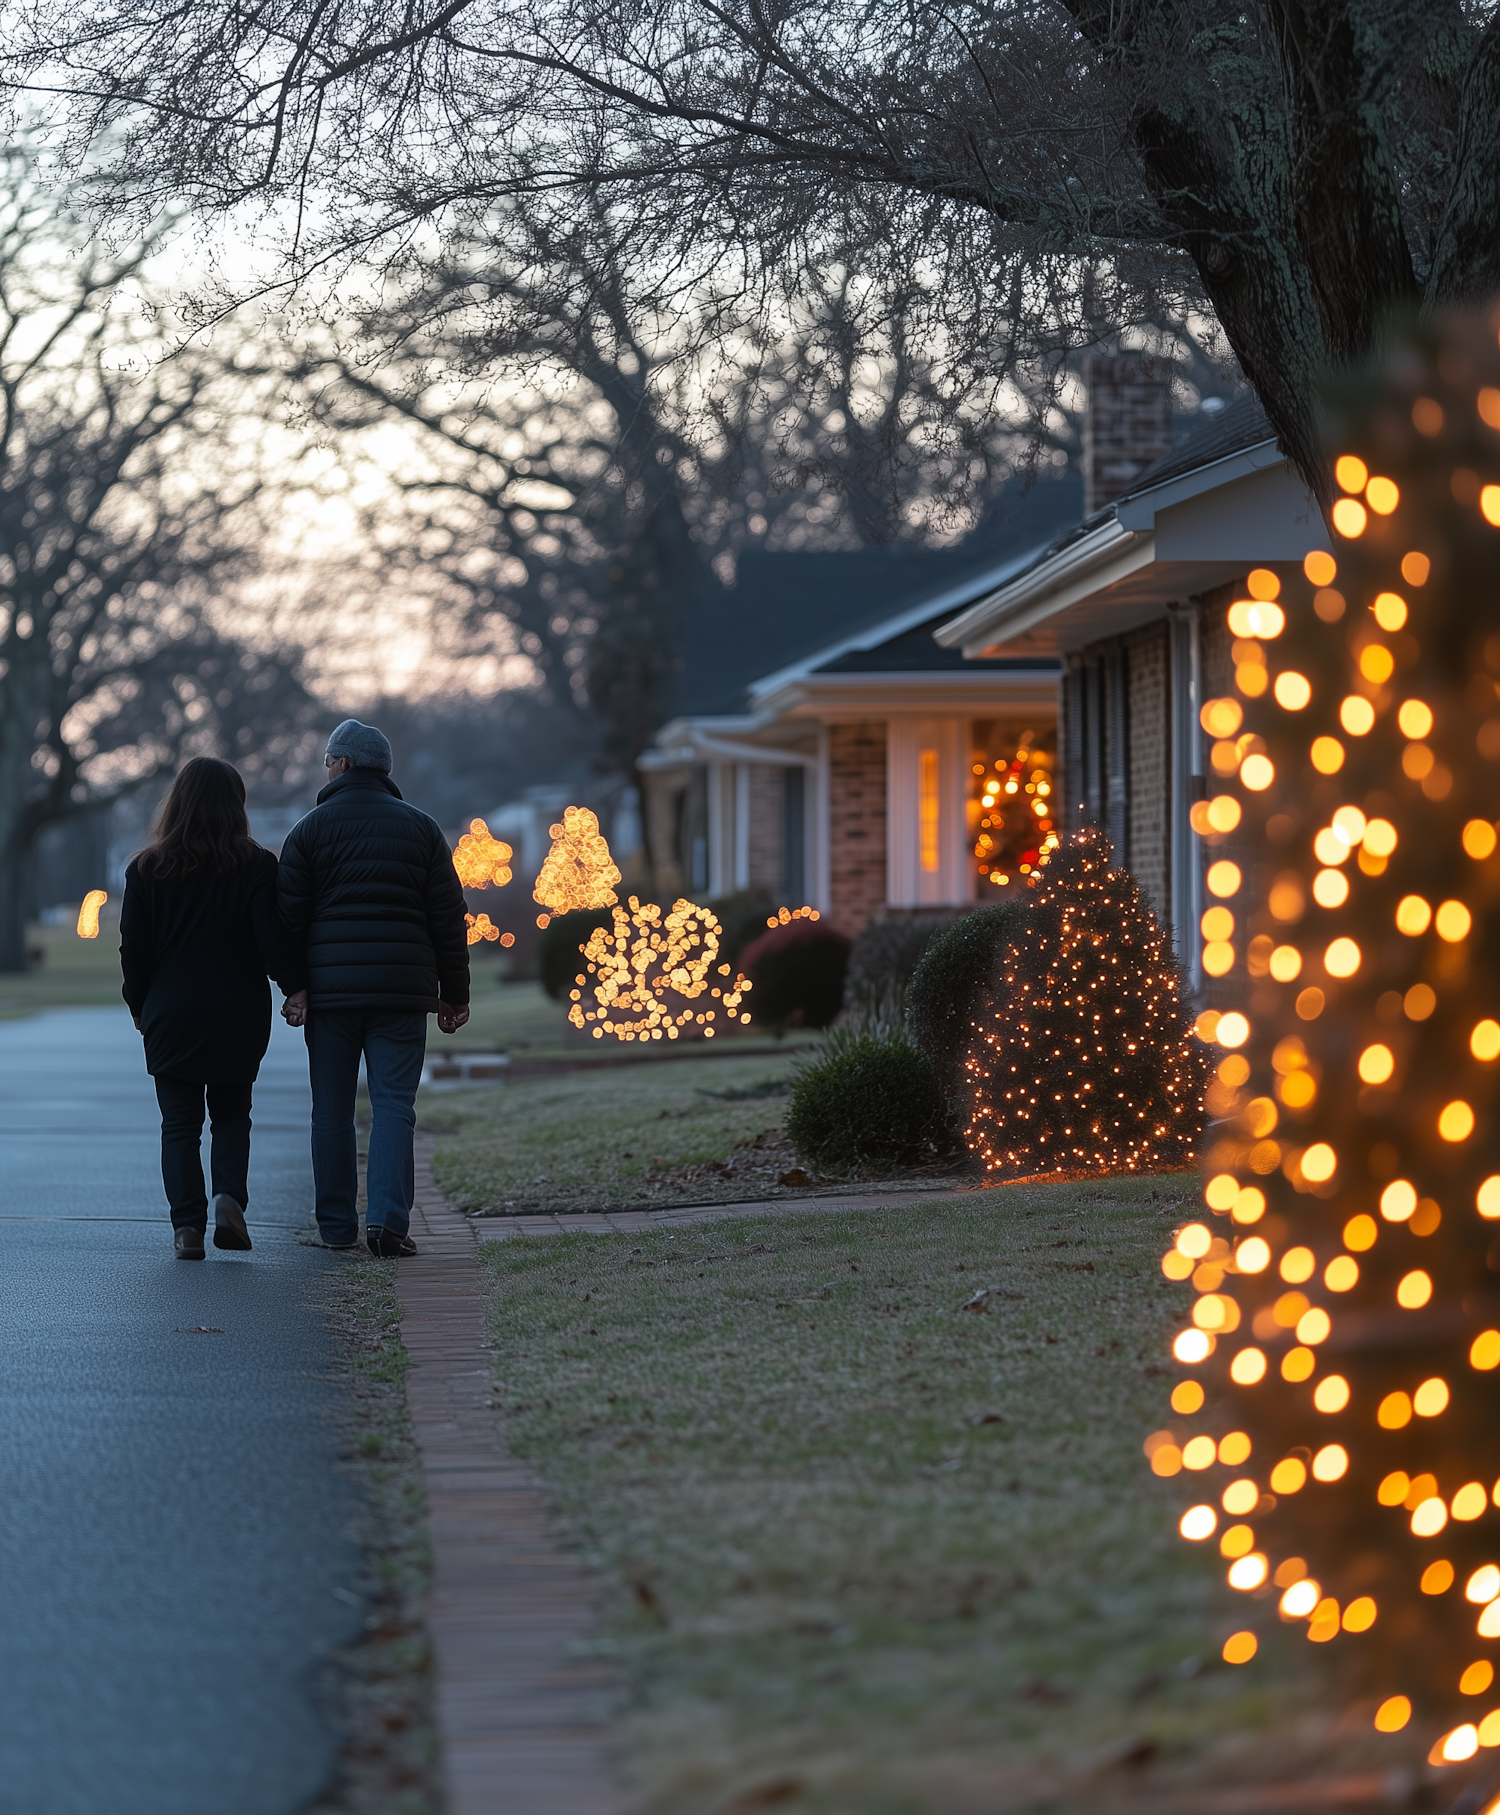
[969,723,1059,892]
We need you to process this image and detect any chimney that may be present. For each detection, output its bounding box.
[1082,355,1174,517]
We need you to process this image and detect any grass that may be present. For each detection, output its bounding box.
[478,1181,1433,1814]
[421,1047,913,1216]
[0,921,126,1018]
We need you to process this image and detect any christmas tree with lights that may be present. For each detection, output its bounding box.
[964,828,1209,1175]
[531,805,620,926]
[1156,310,1500,1775]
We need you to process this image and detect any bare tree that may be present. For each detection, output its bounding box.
[8,0,1492,508]
[0,155,321,971]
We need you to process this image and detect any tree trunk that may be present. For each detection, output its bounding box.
[1426,13,1500,309]
[0,831,34,973]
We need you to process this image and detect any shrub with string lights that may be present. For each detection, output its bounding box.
[965,829,1208,1176]
[566,896,751,1042]
[1155,312,1500,1774]
[532,805,621,928]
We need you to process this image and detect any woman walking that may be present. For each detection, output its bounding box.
[121,757,305,1258]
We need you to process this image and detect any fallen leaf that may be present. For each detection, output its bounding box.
[778,1167,811,1187]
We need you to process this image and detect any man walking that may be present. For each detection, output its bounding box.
[278,719,470,1256]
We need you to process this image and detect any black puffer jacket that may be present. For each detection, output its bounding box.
[278,769,470,1013]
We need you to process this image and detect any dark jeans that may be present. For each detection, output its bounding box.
[305,1009,427,1245]
[154,1077,253,1232]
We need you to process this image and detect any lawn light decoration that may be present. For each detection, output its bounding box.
[765,905,821,927]
[1158,314,1500,1765]
[965,829,1209,1174]
[452,818,514,889]
[973,738,1059,885]
[567,896,752,1042]
[76,890,106,938]
[465,913,513,948]
[532,806,620,930]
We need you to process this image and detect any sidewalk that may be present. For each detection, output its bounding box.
[472,1183,981,1242]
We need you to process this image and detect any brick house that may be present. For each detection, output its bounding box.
[638,544,1066,938]
[934,365,1331,987]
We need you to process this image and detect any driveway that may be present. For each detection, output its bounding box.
[0,1007,366,1815]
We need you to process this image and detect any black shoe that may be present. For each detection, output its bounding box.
[212,1194,252,1251]
[366,1228,418,1258]
[174,1226,206,1259]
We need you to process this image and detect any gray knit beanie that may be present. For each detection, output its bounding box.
[326,718,393,773]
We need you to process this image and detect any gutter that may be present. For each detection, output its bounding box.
[934,518,1152,657]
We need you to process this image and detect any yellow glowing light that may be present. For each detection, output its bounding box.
[1281,1578,1320,1618]
[1481,1602,1500,1639]
[452,818,514,889]
[464,912,501,945]
[1314,1375,1350,1413]
[1314,827,1350,866]
[1304,551,1337,585]
[1455,1483,1490,1522]
[1216,1012,1250,1048]
[1381,1179,1418,1221]
[1340,696,1377,735]
[1302,1142,1338,1180]
[1310,736,1345,773]
[1228,1553,1268,1590]
[1358,1044,1395,1084]
[532,807,621,915]
[76,890,106,938]
[1230,1347,1267,1384]
[1312,1445,1348,1482]
[1397,699,1434,739]
[1220,1523,1255,1558]
[1227,599,1286,639]
[1332,497,1368,537]
[1204,1173,1239,1210]
[1374,1696,1412,1733]
[1174,1329,1211,1363]
[567,896,751,1044]
[1200,698,1244,737]
[1481,1710,1500,1747]
[1479,1178,1500,1219]
[1413,1497,1448,1537]
[1373,592,1408,630]
[1240,753,1275,790]
[1222,1631,1257,1664]
[1193,1294,1238,1333]
[1464,819,1499,859]
[1200,905,1234,941]
[1437,900,1473,941]
[1273,671,1312,710]
[918,748,940,873]
[1472,1331,1500,1370]
[1365,476,1400,514]
[1219,1432,1251,1465]
[1161,1251,1195,1281]
[765,905,821,927]
[1325,1256,1359,1292]
[1271,1457,1308,1494]
[1343,1596,1377,1632]
[1312,869,1349,908]
[1176,1222,1213,1259]
[1397,893,1435,935]
[1206,861,1242,898]
[1359,644,1396,683]
[1202,941,1235,977]
[1472,1021,1500,1060]
[1466,1663,1500,1698]
[1180,1505,1217,1540]
[1403,742,1436,781]
[1281,1352,1315,1389]
[1298,1308,1333,1345]
[1280,1247,1315,1283]
[1415,1378,1451,1417]
[1439,1725,1480,1763]
[1482,486,1500,527]
[1235,1237,1271,1274]
[1398,1270,1434,1308]
[1343,1214,1377,1251]
[1331,805,1367,844]
[1335,455,1369,493]
[1206,795,1241,832]
[1275,1290,1311,1328]
[1171,1380,1205,1414]
[1402,549,1432,584]
[1378,1392,1412,1429]
[1468,1567,1500,1605]
[1269,945,1303,981]
[1440,1100,1475,1141]
[1181,1435,1218,1470]
[1232,1187,1267,1224]
[1363,818,1398,856]
[1247,568,1282,599]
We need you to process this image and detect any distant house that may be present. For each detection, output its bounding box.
[934,374,1331,985]
[639,534,1070,938]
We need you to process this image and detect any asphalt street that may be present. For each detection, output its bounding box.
[0,1006,367,1815]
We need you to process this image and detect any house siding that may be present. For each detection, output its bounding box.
[828,720,888,937]
[746,764,785,895]
[1125,620,1170,920]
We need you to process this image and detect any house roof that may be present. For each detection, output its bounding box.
[934,393,1328,658]
[671,474,1080,719]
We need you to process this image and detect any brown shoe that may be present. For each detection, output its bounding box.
[212,1194,252,1251]
[175,1226,206,1259]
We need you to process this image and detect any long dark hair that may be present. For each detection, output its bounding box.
[136,757,262,881]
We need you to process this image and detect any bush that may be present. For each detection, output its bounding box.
[788,1030,948,1172]
[906,902,1028,1099]
[965,830,1209,1175]
[843,912,964,1028]
[738,919,851,1030]
[704,889,777,975]
[538,906,617,999]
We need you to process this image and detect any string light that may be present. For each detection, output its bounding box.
[464,912,505,946]
[76,890,106,938]
[531,805,621,929]
[765,905,821,927]
[964,829,1209,1173]
[972,732,1058,885]
[566,895,752,1043]
[1156,311,1500,1758]
[451,817,514,889]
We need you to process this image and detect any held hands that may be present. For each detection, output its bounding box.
[282,989,309,1028]
[437,1000,470,1036]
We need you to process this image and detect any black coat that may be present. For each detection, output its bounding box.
[120,849,306,1084]
[276,769,470,1013]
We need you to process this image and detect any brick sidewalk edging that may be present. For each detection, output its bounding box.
[397,1139,624,1814]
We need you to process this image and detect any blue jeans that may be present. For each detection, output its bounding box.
[305,1009,427,1244]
